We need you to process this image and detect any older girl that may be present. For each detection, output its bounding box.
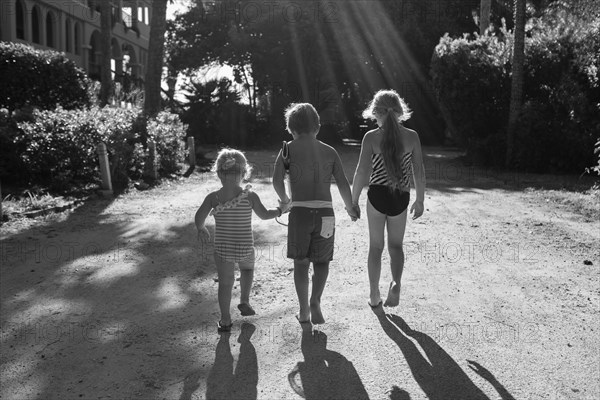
[351,90,426,308]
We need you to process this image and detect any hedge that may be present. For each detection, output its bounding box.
[3,107,186,191]
[0,42,92,112]
[430,10,599,173]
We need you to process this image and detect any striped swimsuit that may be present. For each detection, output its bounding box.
[368,152,413,216]
[369,152,413,188]
[211,188,254,262]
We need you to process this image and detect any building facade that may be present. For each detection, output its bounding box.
[0,0,151,83]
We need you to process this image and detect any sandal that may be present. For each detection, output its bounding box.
[217,321,233,333]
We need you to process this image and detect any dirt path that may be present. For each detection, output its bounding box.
[1,147,598,400]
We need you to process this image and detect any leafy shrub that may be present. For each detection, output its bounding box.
[0,42,92,112]
[586,138,600,176]
[515,9,599,173]
[12,107,186,191]
[430,33,511,158]
[147,111,187,174]
[431,8,599,173]
[15,107,105,190]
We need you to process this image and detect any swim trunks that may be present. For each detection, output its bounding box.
[287,207,335,262]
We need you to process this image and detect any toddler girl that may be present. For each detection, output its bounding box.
[195,148,283,332]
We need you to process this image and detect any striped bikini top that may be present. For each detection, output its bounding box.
[210,186,254,249]
[369,152,413,188]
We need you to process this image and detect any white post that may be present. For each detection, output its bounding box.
[187,136,196,167]
[97,142,113,197]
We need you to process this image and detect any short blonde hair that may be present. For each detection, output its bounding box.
[212,148,252,181]
[284,103,321,135]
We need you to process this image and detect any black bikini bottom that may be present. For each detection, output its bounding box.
[367,185,410,216]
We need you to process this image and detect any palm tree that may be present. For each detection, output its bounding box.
[506,0,526,168]
[143,0,169,118]
[100,1,113,106]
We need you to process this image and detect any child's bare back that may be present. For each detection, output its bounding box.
[285,137,346,202]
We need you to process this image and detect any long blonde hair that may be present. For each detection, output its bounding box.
[362,90,412,187]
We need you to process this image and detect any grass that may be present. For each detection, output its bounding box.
[2,190,73,216]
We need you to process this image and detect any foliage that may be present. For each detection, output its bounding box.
[167,1,483,144]
[430,32,511,163]
[4,107,186,191]
[431,3,600,173]
[148,111,187,174]
[0,42,92,112]
[181,78,269,146]
[588,139,600,176]
[515,5,599,172]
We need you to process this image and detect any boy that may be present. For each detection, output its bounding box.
[273,103,358,324]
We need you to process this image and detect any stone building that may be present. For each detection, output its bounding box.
[0,0,151,84]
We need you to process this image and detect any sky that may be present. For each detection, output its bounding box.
[166,0,191,20]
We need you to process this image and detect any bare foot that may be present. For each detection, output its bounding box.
[310,302,325,324]
[296,309,310,323]
[369,291,382,307]
[384,281,400,307]
[368,299,382,308]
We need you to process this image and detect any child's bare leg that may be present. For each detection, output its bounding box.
[237,251,256,315]
[294,258,311,322]
[215,256,235,324]
[310,262,329,324]
[367,200,386,306]
[384,210,408,307]
[239,269,254,305]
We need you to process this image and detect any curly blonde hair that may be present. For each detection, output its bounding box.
[212,148,252,181]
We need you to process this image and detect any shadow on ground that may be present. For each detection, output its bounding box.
[0,169,292,399]
[373,308,516,400]
[288,323,370,400]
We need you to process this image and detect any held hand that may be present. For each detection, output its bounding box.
[278,198,292,214]
[197,226,210,243]
[346,205,359,222]
[353,204,361,220]
[410,201,424,220]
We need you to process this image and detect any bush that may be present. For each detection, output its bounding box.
[588,138,600,176]
[11,107,186,191]
[147,111,187,175]
[431,8,599,173]
[0,42,92,112]
[430,33,511,158]
[515,10,599,173]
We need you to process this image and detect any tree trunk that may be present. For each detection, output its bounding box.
[144,0,169,118]
[506,0,525,168]
[100,1,113,106]
[480,0,491,34]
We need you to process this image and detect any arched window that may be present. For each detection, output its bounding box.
[16,0,25,39]
[65,19,72,53]
[46,12,55,48]
[74,23,81,55]
[32,7,40,44]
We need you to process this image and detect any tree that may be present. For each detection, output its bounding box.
[506,0,526,168]
[144,0,169,118]
[99,1,113,106]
